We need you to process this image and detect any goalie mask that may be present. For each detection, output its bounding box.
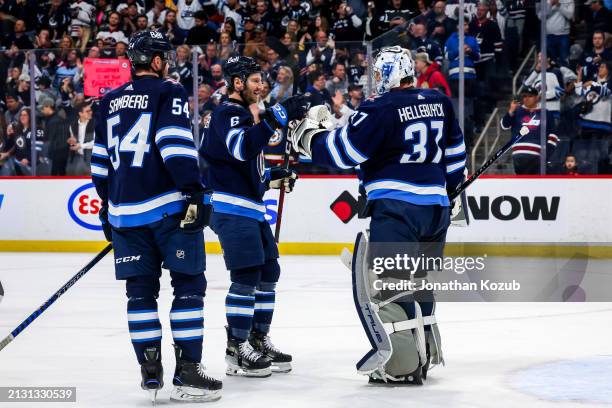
[373,46,415,95]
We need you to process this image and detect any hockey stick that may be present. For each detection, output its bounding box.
[274,127,293,243]
[0,243,113,352]
[448,127,528,201]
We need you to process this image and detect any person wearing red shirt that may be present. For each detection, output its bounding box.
[414,52,451,96]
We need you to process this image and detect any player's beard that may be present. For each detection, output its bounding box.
[242,86,260,105]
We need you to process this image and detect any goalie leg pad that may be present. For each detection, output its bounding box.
[351,231,428,382]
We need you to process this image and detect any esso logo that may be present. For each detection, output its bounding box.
[68,183,103,231]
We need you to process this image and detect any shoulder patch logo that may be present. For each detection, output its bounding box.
[418,94,425,100]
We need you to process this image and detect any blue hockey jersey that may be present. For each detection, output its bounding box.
[199,98,276,221]
[310,88,466,207]
[91,76,202,228]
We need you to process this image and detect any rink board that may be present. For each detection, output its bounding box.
[0,176,610,254]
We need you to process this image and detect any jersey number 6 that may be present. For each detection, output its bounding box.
[400,120,444,164]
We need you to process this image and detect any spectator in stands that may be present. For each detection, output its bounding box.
[66,102,94,176]
[346,83,364,110]
[426,0,456,46]
[501,86,559,174]
[580,30,611,81]
[186,10,219,45]
[161,10,186,45]
[270,66,294,103]
[40,98,68,176]
[207,63,226,90]
[562,154,580,174]
[16,73,30,106]
[0,121,16,176]
[575,61,611,138]
[524,53,566,120]
[147,0,168,26]
[176,0,204,31]
[410,20,443,64]
[326,61,349,96]
[331,2,363,43]
[36,0,71,42]
[4,93,23,126]
[218,32,237,60]
[218,0,244,38]
[115,40,128,59]
[505,0,527,54]
[536,0,574,67]
[11,108,36,176]
[3,19,34,50]
[306,69,333,109]
[96,11,129,45]
[414,52,451,96]
[306,31,336,75]
[197,84,216,115]
[470,1,503,128]
[135,14,149,33]
[584,0,612,48]
[174,45,194,95]
[69,0,96,52]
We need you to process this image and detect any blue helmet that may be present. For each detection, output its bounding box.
[222,56,261,90]
[127,30,173,68]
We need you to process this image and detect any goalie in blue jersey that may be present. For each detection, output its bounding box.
[91,31,221,403]
[290,46,467,384]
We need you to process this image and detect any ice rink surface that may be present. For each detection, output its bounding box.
[1,252,611,408]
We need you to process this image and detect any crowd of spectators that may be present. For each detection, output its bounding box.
[0,0,609,176]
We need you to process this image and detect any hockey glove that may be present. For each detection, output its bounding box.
[263,95,308,129]
[180,190,212,232]
[267,166,298,193]
[289,105,334,158]
[98,205,113,242]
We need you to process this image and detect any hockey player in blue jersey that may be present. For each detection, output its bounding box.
[200,56,305,377]
[290,46,467,384]
[91,31,222,403]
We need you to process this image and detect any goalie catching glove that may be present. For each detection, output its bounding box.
[180,190,213,232]
[266,166,298,193]
[288,105,335,158]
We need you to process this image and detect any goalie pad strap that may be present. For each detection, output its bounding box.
[385,315,437,334]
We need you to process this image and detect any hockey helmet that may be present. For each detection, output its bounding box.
[373,46,415,95]
[127,30,174,68]
[222,56,261,90]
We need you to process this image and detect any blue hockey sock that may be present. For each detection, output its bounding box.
[170,295,204,363]
[252,259,280,334]
[225,282,256,340]
[253,281,276,334]
[127,297,162,364]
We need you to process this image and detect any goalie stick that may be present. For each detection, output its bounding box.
[0,243,113,352]
[448,126,530,201]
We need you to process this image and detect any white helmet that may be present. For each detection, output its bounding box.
[373,46,414,95]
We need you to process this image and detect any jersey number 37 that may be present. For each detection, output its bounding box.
[400,120,444,164]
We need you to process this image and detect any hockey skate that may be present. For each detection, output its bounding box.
[225,328,272,377]
[140,347,163,406]
[249,331,292,373]
[170,344,222,402]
